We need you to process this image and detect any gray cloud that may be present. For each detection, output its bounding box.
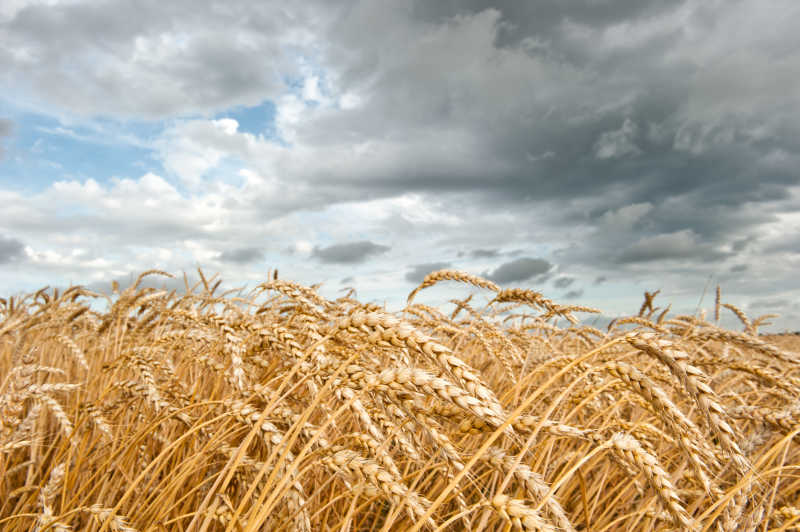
[218,247,263,264]
[405,262,452,283]
[0,1,326,118]
[553,276,574,289]
[594,118,641,160]
[411,1,678,52]
[594,276,607,285]
[615,230,727,264]
[485,257,551,284]
[281,1,800,302]
[564,289,584,299]
[764,232,800,255]
[313,241,390,264]
[317,3,800,207]
[732,236,756,253]
[470,248,500,258]
[0,118,11,158]
[0,235,25,263]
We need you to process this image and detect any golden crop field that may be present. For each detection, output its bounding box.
[1,269,798,531]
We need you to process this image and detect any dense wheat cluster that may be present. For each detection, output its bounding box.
[1,269,798,531]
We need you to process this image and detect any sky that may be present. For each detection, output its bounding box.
[1,0,799,331]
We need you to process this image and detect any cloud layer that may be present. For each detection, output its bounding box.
[1,1,799,329]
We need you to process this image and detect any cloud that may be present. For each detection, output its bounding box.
[0,1,331,118]
[485,257,551,284]
[564,289,584,299]
[554,276,575,289]
[0,170,319,293]
[0,118,11,158]
[599,202,653,231]
[731,236,755,253]
[405,262,451,284]
[470,248,500,258]
[312,241,390,264]
[764,232,800,255]
[287,241,314,255]
[615,230,725,264]
[218,247,263,264]
[748,298,791,310]
[7,1,790,269]
[594,118,641,159]
[594,276,608,285]
[0,235,25,263]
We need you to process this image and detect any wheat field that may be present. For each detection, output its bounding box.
[1,269,798,531]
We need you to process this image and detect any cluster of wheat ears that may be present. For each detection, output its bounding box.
[0,269,798,531]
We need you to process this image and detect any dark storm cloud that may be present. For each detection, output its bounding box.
[311,1,800,280]
[411,0,678,53]
[218,247,263,264]
[313,241,390,264]
[553,277,574,289]
[485,257,551,284]
[405,262,451,283]
[0,235,25,263]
